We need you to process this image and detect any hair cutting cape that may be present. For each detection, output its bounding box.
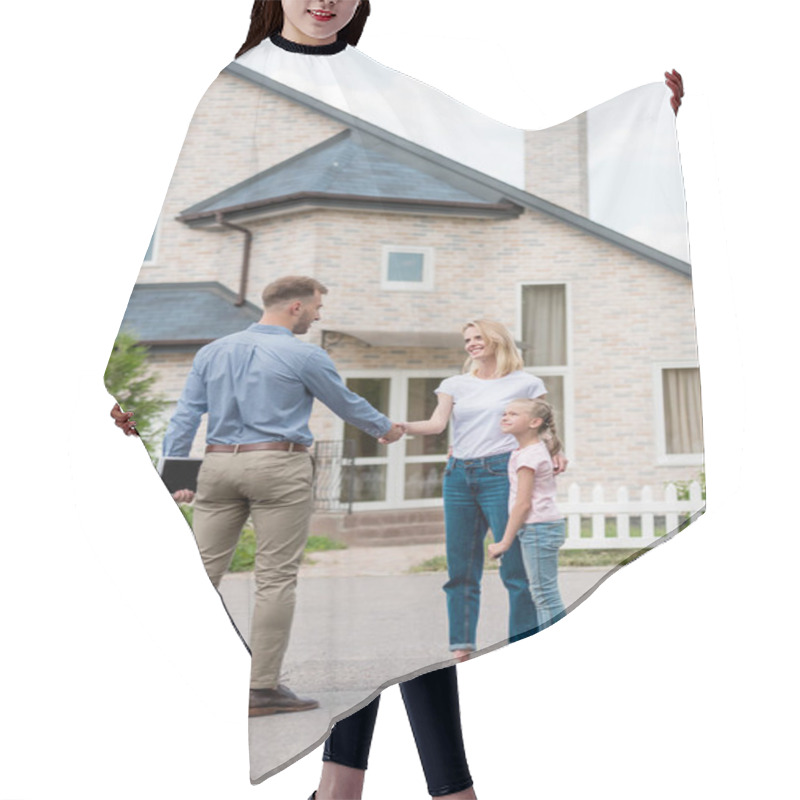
[107,35,702,783]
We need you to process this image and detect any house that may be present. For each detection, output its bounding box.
[119,61,701,535]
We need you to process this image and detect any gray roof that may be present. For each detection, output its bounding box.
[119,282,261,347]
[179,129,523,225]
[221,62,691,278]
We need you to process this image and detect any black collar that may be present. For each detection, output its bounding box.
[270,32,347,56]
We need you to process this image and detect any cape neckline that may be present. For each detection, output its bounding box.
[269,32,348,56]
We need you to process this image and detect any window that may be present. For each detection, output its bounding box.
[340,372,450,508]
[519,283,571,453]
[381,246,435,291]
[341,378,390,503]
[404,377,450,501]
[655,365,704,464]
[521,284,567,367]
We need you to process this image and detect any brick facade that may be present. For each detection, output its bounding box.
[138,70,700,503]
[524,113,588,216]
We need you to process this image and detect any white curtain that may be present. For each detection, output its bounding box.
[521,284,567,366]
[663,368,703,454]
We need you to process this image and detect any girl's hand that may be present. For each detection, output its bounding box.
[665,69,684,115]
[553,452,568,475]
[488,540,510,559]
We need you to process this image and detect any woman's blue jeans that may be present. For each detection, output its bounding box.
[518,520,567,630]
[442,452,539,650]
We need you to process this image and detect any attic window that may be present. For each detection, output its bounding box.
[381,246,435,291]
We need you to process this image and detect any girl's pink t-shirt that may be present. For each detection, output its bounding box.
[508,441,562,524]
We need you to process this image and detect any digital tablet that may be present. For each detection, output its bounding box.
[157,457,203,494]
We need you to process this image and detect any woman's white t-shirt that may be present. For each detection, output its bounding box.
[435,371,546,459]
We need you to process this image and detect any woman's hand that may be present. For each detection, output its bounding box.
[488,540,511,560]
[378,422,406,444]
[665,69,684,115]
[552,452,569,475]
[110,402,139,436]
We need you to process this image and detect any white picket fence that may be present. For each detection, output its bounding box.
[560,481,704,549]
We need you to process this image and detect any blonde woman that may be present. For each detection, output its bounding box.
[404,320,567,660]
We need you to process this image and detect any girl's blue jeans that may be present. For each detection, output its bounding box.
[518,519,567,630]
[442,452,539,650]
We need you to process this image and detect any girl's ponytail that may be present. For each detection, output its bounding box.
[539,404,562,458]
[511,398,562,457]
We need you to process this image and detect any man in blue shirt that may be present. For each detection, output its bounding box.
[162,275,404,716]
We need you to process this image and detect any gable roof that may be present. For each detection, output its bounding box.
[119,282,261,348]
[221,62,691,278]
[179,128,523,225]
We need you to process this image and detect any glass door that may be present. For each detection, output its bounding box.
[342,377,390,503]
[341,372,451,508]
[404,377,449,501]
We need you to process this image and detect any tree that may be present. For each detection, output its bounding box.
[104,332,168,454]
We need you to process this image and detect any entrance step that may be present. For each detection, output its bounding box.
[311,508,445,547]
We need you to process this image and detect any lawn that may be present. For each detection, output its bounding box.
[230,529,348,572]
[176,507,678,573]
[177,506,346,572]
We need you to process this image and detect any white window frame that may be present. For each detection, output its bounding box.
[515,281,574,459]
[338,369,452,510]
[653,361,704,466]
[380,246,435,292]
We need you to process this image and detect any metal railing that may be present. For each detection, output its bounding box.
[312,439,356,513]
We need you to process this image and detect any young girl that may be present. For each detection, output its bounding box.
[488,398,567,631]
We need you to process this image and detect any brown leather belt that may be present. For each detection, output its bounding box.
[205,442,309,454]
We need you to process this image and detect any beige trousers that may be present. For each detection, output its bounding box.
[192,450,314,689]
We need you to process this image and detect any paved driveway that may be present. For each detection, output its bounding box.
[217,547,613,782]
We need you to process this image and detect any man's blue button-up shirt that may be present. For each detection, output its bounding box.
[162,324,392,456]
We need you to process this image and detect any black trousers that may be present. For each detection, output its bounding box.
[323,666,472,797]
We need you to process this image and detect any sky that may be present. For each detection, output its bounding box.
[2,1,798,799]
[355,1,689,260]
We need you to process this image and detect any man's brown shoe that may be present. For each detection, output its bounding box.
[249,684,319,717]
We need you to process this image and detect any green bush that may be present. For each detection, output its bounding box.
[104,332,168,455]
[671,470,706,501]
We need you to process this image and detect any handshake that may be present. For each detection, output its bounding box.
[379,422,408,445]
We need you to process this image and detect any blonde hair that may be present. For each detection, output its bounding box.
[508,398,563,457]
[461,319,524,377]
